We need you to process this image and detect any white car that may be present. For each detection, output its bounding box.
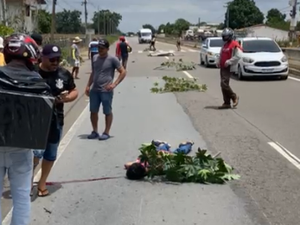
[200,37,223,67]
[232,37,289,80]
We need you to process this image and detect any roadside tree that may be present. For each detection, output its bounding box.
[92,9,122,34]
[224,0,264,29]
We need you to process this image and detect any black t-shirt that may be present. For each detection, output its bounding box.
[38,66,76,126]
[119,42,128,57]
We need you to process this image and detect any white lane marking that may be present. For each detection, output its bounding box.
[188,49,198,52]
[180,50,186,52]
[165,56,169,59]
[138,50,143,53]
[268,142,300,169]
[2,104,90,225]
[182,71,194,79]
[288,76,300,82]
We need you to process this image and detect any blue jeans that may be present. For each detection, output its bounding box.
[33,126,63,161]
[89,90,113,115]
[0,148,33,225]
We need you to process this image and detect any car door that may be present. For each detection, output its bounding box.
[201,39,208,58]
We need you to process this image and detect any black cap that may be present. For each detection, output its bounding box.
[30,33,43,45]
[98,39,109,48]
[42,44,61,58]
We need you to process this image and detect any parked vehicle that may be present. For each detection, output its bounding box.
[232,37,289,80]
[200,37,223,67]
[138,28,152,44]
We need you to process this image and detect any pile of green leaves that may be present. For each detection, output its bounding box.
[150,76,207,93]
[160,58,196,71]
[138,143,240,184]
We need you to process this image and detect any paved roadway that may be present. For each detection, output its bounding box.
[2,37,300,224]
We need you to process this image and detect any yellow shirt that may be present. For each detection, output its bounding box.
[0,52,5,66]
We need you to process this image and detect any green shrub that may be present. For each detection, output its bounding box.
[0,25,14,37]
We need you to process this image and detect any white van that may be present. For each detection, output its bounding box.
[138,28,152,44]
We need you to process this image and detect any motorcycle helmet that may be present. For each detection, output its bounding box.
[222,28,234,42]
[4,33,40,68]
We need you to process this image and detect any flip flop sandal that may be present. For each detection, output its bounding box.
[30,187,34,197]
[99,133,110,141]
[37,188,50,197]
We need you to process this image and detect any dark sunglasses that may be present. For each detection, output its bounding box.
[49,57,61,62]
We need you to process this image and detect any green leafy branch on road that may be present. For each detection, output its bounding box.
[158,58,196,71]
[139,143,240,184]
[151,76,207,93]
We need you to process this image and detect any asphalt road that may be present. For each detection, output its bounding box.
[2,37,300,225]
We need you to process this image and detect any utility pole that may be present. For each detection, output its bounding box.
[289,0,298,43]
[1,0,6,25]
[83,0,87,34]
[50,0,56,42]
[198,17,200,26]
[97,6,100,35]
[224,2,231,28]
[103,13,106,35]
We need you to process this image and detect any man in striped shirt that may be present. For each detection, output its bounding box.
[89,38,99,69]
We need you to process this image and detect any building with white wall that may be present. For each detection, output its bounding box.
[0,0,46,33]
[235,24,289,41]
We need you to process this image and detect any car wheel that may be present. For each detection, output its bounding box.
[205,57,209,68]
[281,75,288,80]
[238,65,244,80]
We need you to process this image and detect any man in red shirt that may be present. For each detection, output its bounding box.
[115,36,124,60]
[217,28,242,109]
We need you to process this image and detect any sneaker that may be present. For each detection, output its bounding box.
[87,131,99,139]
[218,104,231,109]
[233,96,239,107]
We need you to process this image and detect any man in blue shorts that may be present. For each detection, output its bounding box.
[85,39,126,140]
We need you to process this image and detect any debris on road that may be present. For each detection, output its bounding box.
[126,143,240,184]
[150,76,207,93]
[157,58,196,71]
[147,52,175,57]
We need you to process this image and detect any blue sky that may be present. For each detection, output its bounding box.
[52,0,292,32]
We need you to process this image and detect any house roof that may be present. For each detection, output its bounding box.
[235,24,287,32]
[235,24,266,31]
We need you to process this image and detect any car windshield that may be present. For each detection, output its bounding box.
[141,33,151,37]
[242,40,281,53]
[209,39,223,47]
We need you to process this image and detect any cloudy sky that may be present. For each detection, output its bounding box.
[54,0,291,32]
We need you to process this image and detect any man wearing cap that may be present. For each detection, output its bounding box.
[34,44,78,197]
[85,39,126,140]
[71,36,82,79]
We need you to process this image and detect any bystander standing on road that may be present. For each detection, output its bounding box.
[115,36,123,61]
[119,36,131,69]
[0,34,42,225]
[149,34,156,51]
[85,39,126,140]
[71,36,82,79]
[0,37,5,66]
[88,38,99,69]
[34,44,78,197]
[216,28,241,109]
